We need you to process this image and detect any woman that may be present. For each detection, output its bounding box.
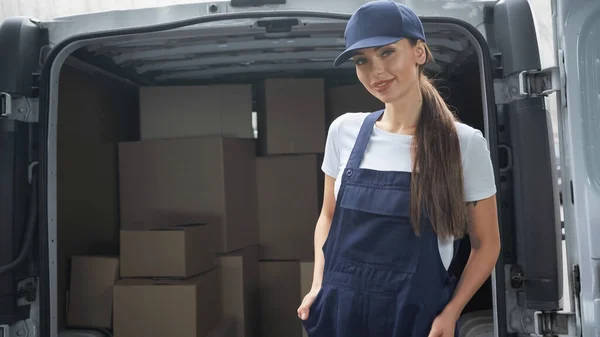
[296,1,501,336]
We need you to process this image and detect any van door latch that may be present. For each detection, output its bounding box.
[494,66,561,104]
[533,311,578,337]
[0,92,39,123]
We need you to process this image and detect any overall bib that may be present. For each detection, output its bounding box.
[302,110,459,337]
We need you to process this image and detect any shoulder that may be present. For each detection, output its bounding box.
[454,121,497,201]
[329,112,371,140]
[454,122,482,145]
[331,112,371,130]
[453,122,488,157]
[322,112,372,178]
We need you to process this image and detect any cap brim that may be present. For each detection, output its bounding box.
[333,36,405,67]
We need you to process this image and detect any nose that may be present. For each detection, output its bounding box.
[371,58,385,76]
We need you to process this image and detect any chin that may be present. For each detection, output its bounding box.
[373,91,400,104]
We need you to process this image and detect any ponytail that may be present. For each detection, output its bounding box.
[409,41,468,239]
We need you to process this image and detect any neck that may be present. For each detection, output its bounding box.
[378,85,423,135]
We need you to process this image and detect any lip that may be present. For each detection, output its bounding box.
[372,79,394,92]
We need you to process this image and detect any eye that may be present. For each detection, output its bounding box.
[380,49,394,57]
[353,57,367,65]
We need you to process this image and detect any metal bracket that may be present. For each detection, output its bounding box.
[533,311,578,336]
[0,92,11,118]
[510,264,553,288]
[494,66,561,104]
[0,325,7,337]
[0,92,39,123]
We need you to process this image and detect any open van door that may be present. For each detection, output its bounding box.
[489,0,576,335]
[550,0,600,336]
[0,16,45,336]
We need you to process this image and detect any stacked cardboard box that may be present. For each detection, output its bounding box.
[119,224,216,278]
[66,254,232,337]
[217,246,260,337]
[139,85,255,140]
[327,83,384,124]
[258,261,315,337]
[113,267,222,337]
[257,78,326,156]
[66,255,120,329]
[113,223,222,337]
[66,80,330,337]
[254,78,326,337]
[115,84,264,337]
[256,155,320,261]
[118,136,259,253]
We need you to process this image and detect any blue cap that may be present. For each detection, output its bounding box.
[333,0,426,67]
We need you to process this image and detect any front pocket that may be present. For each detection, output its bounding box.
[409,304,437,337]
[340,183,411,217]
[302,286,338,336]
[337,183,420,273]
[389,302,424,337]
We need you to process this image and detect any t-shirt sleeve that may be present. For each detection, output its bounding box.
[463,130,497,201]
[321,115,343,178]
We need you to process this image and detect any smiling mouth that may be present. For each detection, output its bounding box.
[372,79,394,92]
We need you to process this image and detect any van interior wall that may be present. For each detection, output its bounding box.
[54,48,489,332]
[56,64,139,330]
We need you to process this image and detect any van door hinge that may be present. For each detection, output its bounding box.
[533,311,578,337]
[494,66,561,104]
[0,93,39,123]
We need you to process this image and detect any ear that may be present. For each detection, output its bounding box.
[414,41,427,65]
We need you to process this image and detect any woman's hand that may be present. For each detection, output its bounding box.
[297,287,321,320]
[428,310,458,337]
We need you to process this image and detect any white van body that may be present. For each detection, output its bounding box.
[0,0,597,336]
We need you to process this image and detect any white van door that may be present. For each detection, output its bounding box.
[489,0,566,335]
[552,0,600,336]
[0,17,45,337]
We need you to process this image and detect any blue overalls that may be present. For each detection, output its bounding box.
[302,110,460,337]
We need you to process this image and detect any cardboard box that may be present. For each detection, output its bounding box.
[113,267,221,337]
[217,246,259,337]
[140,85,254,140]
[327,84,384,123]
[257,155,319,261]
[259,261,314,337]
[120,224,216,278]
[258,78,326,155]
[66,255,119,329]
[118,137,259,253]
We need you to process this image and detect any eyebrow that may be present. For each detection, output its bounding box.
[353,45,387,56]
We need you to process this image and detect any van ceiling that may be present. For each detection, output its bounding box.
[70,18,474,85]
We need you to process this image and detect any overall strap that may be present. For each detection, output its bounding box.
[345,109,385,169]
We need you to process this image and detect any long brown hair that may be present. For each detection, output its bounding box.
[409,39,468,239]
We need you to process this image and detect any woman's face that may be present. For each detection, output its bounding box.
[352,39,425,103]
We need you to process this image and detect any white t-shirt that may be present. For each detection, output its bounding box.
[322,112,497,270]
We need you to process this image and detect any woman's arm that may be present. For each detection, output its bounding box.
[310,174,336,289]
[298,174,336,320]
[429,195,500,336]
[444,194,501,319]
